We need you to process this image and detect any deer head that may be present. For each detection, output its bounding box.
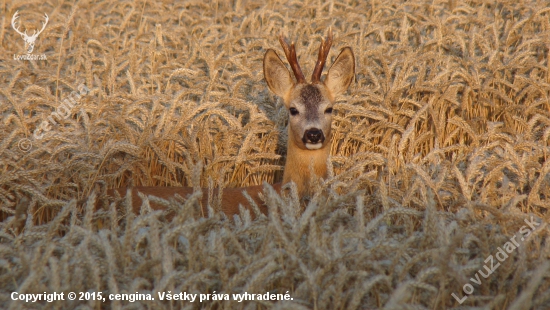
[263,28,355,196]
[12,11,49,54]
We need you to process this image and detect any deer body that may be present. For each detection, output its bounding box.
[109,183,282,218]
[106,29,354,218]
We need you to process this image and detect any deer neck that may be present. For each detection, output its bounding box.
[282,130,331,197]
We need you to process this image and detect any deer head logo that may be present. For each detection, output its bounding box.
[11,11,49,54]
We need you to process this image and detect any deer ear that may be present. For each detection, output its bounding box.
[264,49,294,99]
[325,47,355,98]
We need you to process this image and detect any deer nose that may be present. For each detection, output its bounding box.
[304,128,324,144]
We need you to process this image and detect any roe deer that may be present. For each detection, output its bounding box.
[105,29,355,218]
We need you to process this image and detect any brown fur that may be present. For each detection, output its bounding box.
[282,135,332,196]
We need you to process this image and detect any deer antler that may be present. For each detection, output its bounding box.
[11,11,26,37]
[278,34,306,84]
[311,28,333,84]
[34,13,49,37]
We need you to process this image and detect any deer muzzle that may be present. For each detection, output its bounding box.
[303,128,325,150]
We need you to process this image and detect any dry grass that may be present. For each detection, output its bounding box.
[1,0,550,308]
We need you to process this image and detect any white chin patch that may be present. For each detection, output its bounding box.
[305,143,323,150]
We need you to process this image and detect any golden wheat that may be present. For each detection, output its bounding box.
[1,0,550,308]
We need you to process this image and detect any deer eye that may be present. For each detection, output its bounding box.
[325,107,333,114]
[289,108,299,116]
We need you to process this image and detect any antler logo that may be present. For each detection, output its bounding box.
[11,11,49,54]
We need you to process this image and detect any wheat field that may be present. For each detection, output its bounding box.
[1,0,550,308]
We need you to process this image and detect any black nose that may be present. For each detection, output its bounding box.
[305,128,324,143]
